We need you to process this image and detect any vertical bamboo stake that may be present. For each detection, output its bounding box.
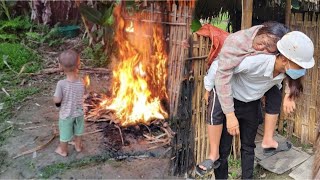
[285,0,291,26]
[308,13,318,144]
[203,38,210,160]
[301,13,309,144]
[193,34,201,165]
[241,0,253,29]
[200,37,205,163]
[169,4,178,118]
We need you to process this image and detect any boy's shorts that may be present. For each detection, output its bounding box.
[206,89,225,125]
[59,115,84,142]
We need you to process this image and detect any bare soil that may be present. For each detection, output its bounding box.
[0,72,173,179]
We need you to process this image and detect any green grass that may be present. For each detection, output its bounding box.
[0,42,41,125]
[0,43,41,146]
[228,157,241,179]
[0,43,41,72]
[40,153,112,178]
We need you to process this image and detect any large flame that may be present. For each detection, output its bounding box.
[100,5,168,126]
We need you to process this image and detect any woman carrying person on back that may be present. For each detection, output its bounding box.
[197,21,296,176]
[209,31,314,179]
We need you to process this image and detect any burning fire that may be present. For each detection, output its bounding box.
[83,75,90,88]
[100,5,168,126]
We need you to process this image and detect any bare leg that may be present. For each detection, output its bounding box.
[261,113,278,148]
[55,142,68,157]
[74,135,83,152]
[199,124,223,170]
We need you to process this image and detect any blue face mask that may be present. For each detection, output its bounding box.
[286,68,306,79]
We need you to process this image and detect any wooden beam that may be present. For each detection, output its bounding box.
[241,0,253,29]
[285,0,292,26]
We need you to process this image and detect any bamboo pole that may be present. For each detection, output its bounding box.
[285,0,291,26]
[241,0,253,29]
[193,34,200,165]
[203,37,210,161]
[198,36,205,163]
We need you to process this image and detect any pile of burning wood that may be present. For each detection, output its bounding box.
[84,92,175,150]
[84,92,116,123]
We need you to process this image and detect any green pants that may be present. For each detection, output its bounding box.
[59,115,84,142]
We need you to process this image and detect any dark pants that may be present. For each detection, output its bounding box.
[258,85,282,124]
[214,99,260,179]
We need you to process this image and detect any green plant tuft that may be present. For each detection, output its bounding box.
[82,41,109,67]
[0,43,40,72]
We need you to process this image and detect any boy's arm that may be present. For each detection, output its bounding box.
[53,81,63,107]
[204,61,218,92]
[203,61,219,105]
[53,97,62,103]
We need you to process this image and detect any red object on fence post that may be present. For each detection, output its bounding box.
[195,24,229,66]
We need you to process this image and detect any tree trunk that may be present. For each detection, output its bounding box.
[31,0,80,26]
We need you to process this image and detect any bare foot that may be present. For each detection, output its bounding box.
[68,141,75,146]
[55,146,67,157]
[261,140,278,149]
[75,143,83,152]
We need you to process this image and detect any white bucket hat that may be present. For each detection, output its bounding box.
[277,31,315,69]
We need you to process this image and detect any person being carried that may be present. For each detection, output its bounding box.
[54,49,85,157]
[196,21,291,176]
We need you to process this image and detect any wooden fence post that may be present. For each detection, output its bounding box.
[285,0,291,26]
[241,0,253,29]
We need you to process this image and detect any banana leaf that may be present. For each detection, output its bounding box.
[79,4,103,25]
[101,4,114,26]
[191,18,202,33]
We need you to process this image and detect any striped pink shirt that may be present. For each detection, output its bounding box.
[54,79,85,119]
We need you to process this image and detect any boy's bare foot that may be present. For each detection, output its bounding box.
[75,142,83,152]
[55,146,67,157]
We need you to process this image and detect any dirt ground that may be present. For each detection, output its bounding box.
[0,72,174,179]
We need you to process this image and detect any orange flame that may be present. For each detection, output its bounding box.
[101,5,168,126]
[83,75,90,88]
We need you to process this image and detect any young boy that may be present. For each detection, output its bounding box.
[54,49,85,157]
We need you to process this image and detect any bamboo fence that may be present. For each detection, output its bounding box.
[167,3,192,119]
[167,2,195,176]
[189,34,211,167]
[279,12,320,144]
[169,33,211,176]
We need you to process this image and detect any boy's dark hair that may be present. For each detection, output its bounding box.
[256,21,290,39]
[58,49,80,72]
